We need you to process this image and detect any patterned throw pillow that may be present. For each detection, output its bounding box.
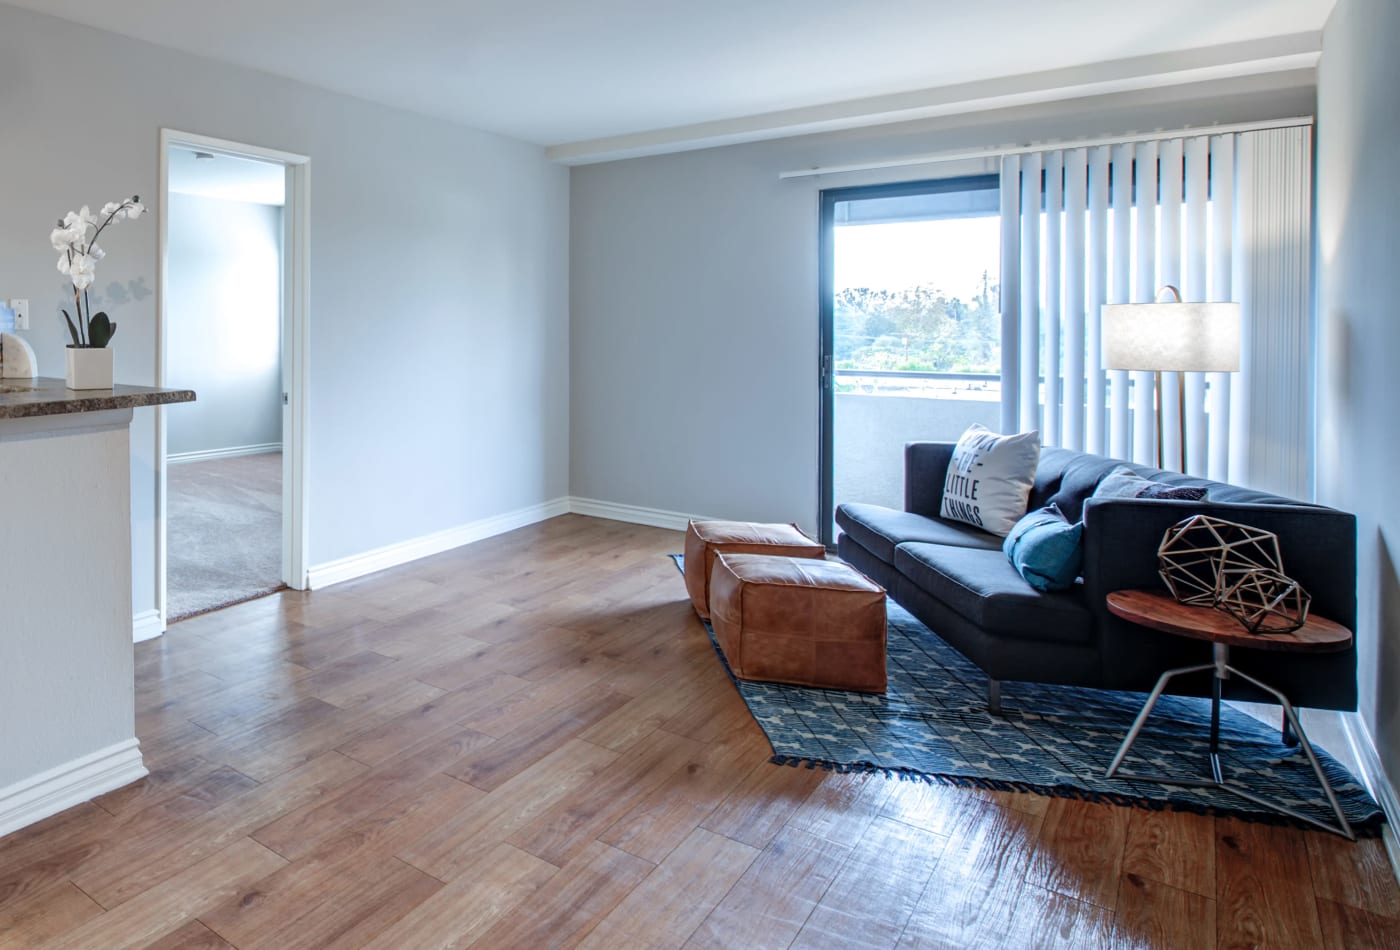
[940,424,1042,536]
[1093,465,1208,501]
[1003,504,1084,592]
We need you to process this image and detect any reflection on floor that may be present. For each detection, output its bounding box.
[168,451,284,622]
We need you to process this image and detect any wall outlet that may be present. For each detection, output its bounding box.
[8,299,29,331]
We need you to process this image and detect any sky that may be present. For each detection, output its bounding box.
[833,215,1001,301]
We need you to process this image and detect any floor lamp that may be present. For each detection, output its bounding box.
[1101,287,1241,472]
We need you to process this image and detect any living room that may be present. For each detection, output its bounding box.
[0,0,1396,946]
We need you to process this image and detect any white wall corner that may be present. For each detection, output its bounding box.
[306,497,571,590]
[133,609,165,643]
[1343,712,1400,882]
[0,739,147,839]
[567,497,698,531]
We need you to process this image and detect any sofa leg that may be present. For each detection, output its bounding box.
[988,679,1002,716]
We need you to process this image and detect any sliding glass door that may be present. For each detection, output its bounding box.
[819,176,1002,544]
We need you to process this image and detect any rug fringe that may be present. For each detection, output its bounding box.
[765,754,1385,837]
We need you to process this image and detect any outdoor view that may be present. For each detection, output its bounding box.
[830,191,1002,531]
[833,215,1001,376]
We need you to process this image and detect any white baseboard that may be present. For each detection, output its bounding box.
[567,496,698,531]
[306,497,571,590]
[302,494,705,593]
[168,442,281,464]
[0,739,147,840]
[1342,711,1400,881]
[132,608,164,643]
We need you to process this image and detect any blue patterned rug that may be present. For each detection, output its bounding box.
[672,556,1382,833]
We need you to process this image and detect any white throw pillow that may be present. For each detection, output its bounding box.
[940,424,1042,536]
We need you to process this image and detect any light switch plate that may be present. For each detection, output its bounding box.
[8,299,29,331]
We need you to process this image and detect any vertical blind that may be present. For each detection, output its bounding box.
[998,126,1313,496]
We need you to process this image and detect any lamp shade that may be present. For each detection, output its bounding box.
[1100,301,1241,373]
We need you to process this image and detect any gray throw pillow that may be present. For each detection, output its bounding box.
[1093,465,1208,501]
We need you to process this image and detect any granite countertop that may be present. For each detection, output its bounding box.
[0,377,196,419]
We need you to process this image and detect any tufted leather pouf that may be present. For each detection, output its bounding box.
[708,553,888,693]
[683,520,825,620]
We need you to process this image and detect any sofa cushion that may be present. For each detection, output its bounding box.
[1044,453,1127,522]
[893,542,1093,645]
[836,503,1003,565]
[1027,446,1080,511]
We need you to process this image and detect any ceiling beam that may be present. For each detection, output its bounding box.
[546,33,1321,166]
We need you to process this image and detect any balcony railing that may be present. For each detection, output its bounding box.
[835,369,999,381]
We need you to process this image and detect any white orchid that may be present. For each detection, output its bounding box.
[50,225,81,250]
[49,194,144,348]
[60,252,96,290]
[63,206,98,238]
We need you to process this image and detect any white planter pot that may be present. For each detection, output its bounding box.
[65,346,114,390]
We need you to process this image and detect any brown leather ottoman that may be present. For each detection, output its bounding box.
[708,553,888,693]
[684,520,825,620]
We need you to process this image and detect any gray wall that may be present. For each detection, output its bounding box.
[166,192,282,457]
[569,75,1315,537]
[0,4,570,619]
[1316,0,1400,800]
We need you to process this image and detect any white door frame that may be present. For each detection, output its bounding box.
[155,128,312,627]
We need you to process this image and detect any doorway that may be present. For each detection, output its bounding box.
[157,130,310,625]
[819,176,1002,544]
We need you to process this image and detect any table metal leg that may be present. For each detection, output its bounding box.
[1104,646,1356,840]
[1225,664,1355,840]
[1105,662,1214,779]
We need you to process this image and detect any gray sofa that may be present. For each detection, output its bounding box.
[835,442,1358,712]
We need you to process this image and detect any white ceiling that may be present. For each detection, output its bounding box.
[12,0,1335,150]
[168,147,286,206]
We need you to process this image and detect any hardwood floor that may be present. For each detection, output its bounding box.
[2,514,1398,948]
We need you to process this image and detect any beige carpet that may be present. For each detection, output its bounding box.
[168,452,284,622]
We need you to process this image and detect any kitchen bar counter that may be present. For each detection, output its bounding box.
[0,376,194,419]
[0,378,194,838]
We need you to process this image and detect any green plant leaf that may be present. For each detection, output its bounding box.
[88,311,114,348]
[61,309,82,347]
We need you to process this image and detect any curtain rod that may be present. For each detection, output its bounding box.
[777,115,1314,181]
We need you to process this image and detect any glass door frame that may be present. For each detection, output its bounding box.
[818,174,1001,546]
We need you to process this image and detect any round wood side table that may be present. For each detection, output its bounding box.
[1103,589,1355,839]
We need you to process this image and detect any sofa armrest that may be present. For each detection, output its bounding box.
[1080,498,1357,625]
[905,442,956,518]
[1081,496,1358,710]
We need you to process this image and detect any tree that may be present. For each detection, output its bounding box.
[833,276,1000,373]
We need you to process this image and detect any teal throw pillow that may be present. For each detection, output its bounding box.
[1002,503,1084,592]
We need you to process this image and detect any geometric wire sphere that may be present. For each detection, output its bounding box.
[1215,565,1312,634]
[1158,514,1285,607]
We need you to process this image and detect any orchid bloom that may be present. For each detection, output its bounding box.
[50,195,144,347]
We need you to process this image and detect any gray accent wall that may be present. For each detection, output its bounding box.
[166,192,283,458]
[569,77,1315,536]
[1317,0,1400,804]
[0,4,570,619]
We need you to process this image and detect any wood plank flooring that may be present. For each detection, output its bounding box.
[2,514,1398,948]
